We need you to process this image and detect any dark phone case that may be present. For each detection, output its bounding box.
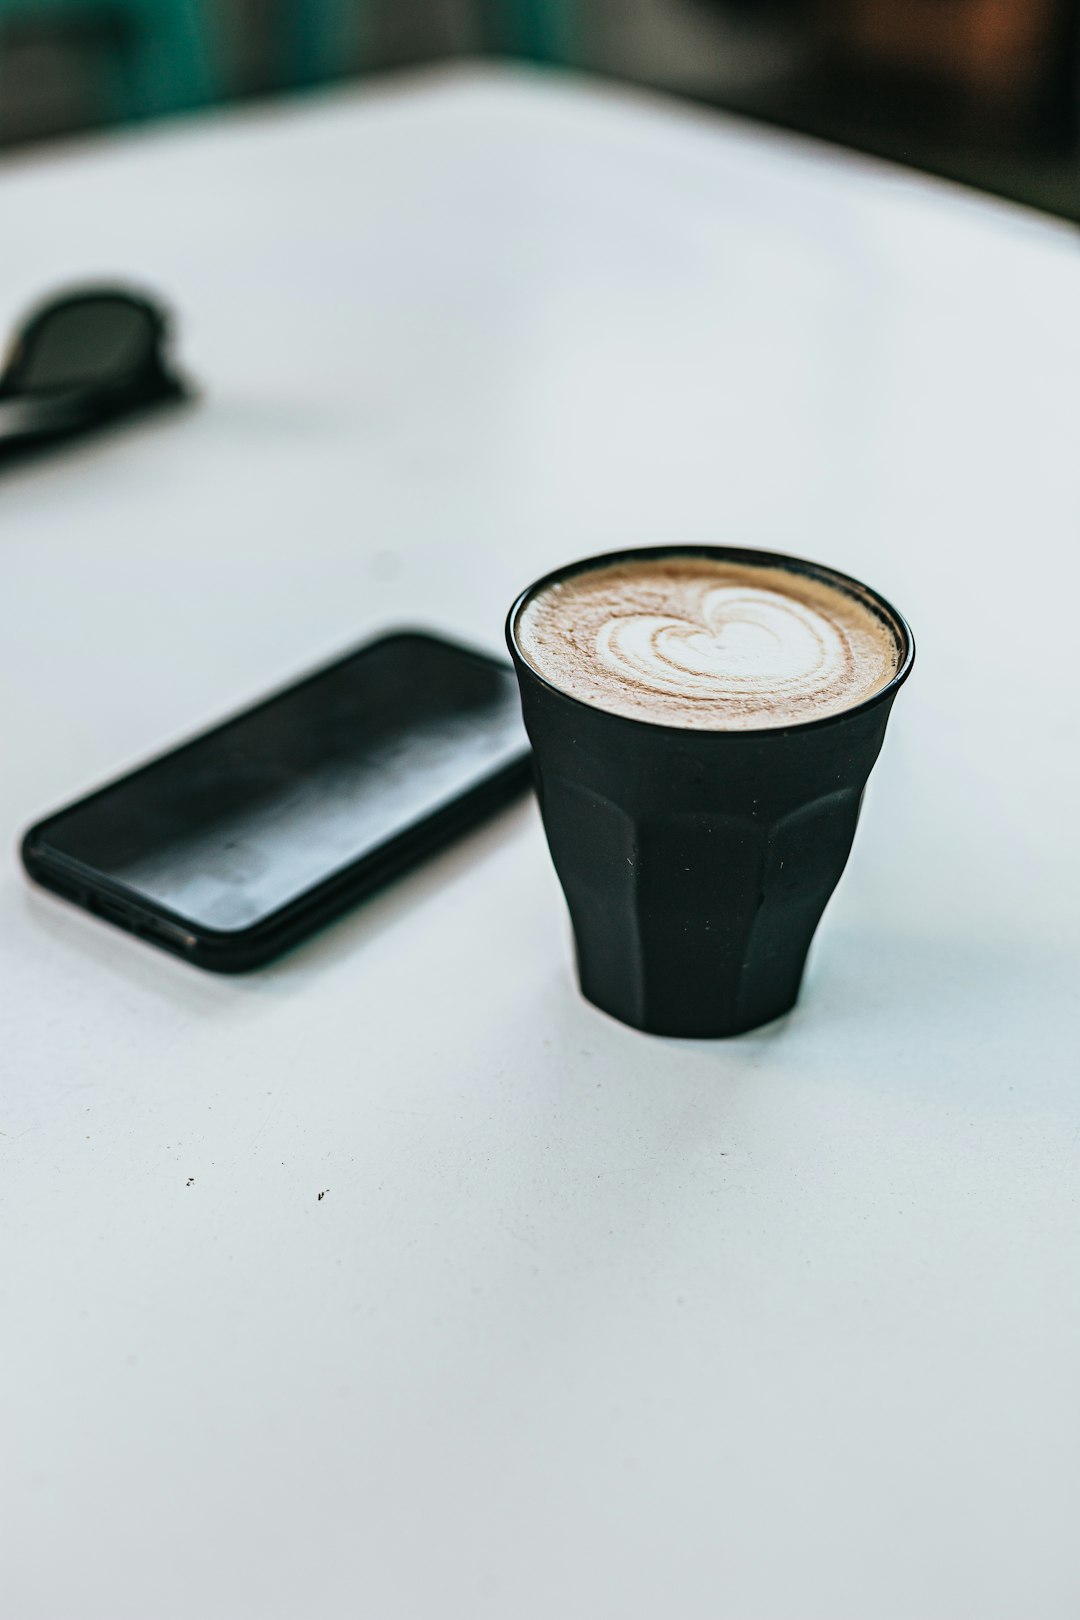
[21,631,531,973]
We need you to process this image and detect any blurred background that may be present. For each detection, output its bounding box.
[0,0,1077,219]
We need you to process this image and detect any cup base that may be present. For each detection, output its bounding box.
[578,978,801,1040]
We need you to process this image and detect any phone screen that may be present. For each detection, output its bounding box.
[28,633,528,942]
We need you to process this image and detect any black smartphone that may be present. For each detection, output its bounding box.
[21,631,530,971]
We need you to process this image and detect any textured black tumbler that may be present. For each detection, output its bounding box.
[507,547,914,1037]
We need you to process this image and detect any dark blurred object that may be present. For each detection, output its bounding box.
[818,0,1064,110]
[806,0,1079,198]
[589,0,1079,218]
[0,285,189,461]
[689,0,1079,217]
[0,0,217,139]
[483,0,573,59]
[280,0,571,85]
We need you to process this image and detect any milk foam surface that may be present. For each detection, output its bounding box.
[515,555,901,730]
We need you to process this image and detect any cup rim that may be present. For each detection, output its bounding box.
[505,543,915,739]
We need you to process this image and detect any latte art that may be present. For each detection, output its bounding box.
[596,587,844,700]
[515,555,902,729]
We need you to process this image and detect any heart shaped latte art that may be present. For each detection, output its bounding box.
[515,557,900,729]
[596,587,847,703]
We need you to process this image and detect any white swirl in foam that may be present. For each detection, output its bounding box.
[516,557,900,729]
[596,586,844,705]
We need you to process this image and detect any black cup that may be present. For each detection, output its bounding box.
[507,546,914,1037]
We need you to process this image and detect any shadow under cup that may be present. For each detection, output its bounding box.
[507,546,914,1038]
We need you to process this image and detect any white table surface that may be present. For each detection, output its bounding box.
[2,64,1079,1620]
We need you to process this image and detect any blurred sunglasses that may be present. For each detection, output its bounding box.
[0,285,190,456]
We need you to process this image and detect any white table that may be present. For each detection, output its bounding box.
[3,65,1079,1620]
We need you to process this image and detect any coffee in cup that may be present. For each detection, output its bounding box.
[507,547,913,1037]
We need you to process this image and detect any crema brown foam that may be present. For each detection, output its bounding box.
[515,554,901,730]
